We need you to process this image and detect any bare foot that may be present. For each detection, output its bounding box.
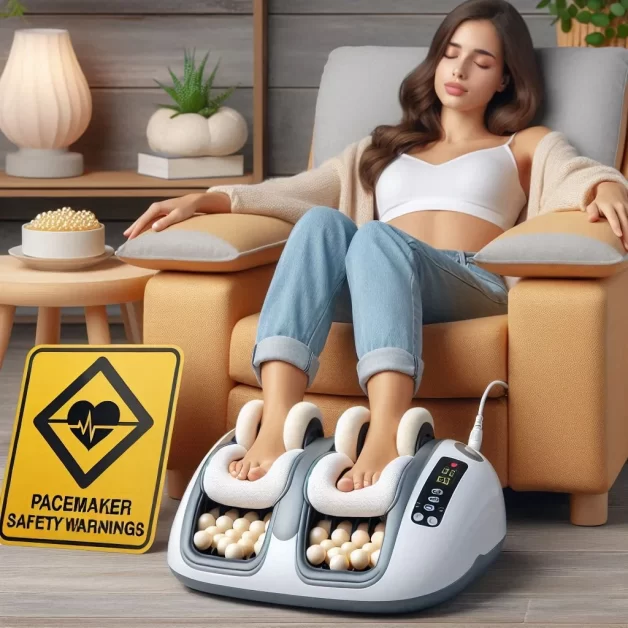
[228,423,286,482]
[336,426,398,492]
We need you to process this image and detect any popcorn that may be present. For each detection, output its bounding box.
[25,207,100,232]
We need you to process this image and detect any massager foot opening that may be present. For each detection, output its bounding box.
[304,506,387,572]
[192,493,274,560]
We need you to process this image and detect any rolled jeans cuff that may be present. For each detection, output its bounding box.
[251,335,320,389]
[356,347,424,396]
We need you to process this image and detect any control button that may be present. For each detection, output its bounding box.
[428,496,439,503]
[424,504,435,512]
[431,488,443,495]
[451,462,458,468]
[412,512,424,522]
[427,516,438,526]
[438,507,445,512]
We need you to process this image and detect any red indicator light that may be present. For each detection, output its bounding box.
[451,462,458,468]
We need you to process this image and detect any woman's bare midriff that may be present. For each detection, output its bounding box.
[385,132,531,251]
[387,210,505,252]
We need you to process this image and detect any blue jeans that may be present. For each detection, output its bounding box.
[251,206,508,397]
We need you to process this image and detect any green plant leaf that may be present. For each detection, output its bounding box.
[209,85,236,109]
[610,2,626,15]
[203,57,222,98]
[591,10,611,25]
[193,51,210,94]
[618,21,628,35]
[558,7,571,18]
[576,9,593,21]
[605,25,616,36]
[561,16,572,30]
[574,0,588,7]
[568,3,579,15]
[587,0,604,10]
[585,30,606,44]
[154,79,182,105]
[167,67,184,96]
[536,0,551,6]
[556,0,566,8]
[548,2,559,15]
[621,0,628,9]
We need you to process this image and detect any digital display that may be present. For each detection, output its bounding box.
[410,457,468,528]
[435,465,457,485]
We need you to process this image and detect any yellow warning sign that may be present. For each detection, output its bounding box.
[0,345,183,553]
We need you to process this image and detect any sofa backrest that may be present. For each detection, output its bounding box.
[311,46,628,172]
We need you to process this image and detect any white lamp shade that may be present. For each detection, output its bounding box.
[0,28,92,148]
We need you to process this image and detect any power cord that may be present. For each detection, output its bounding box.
[467,379,508,453]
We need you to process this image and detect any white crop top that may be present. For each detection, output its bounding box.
[375,133,527,231]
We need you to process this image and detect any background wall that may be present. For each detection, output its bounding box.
[0,0,556,320]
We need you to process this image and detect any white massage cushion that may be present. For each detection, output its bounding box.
[306,406,435,517]
[397,407,434,457]
[306,452,413,517]
[334,405,370,463]
[204,400,323,509]
[203,444,302,509]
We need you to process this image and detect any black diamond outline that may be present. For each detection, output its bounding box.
[33,355,154,489]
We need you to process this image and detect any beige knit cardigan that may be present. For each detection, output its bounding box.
[210,131,628,228]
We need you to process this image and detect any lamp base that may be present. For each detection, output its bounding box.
[5,147,84,178]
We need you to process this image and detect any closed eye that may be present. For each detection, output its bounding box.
[443,54,490,70]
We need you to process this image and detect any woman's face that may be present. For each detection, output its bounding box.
[434,19,507,113]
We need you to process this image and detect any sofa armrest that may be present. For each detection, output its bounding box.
[143,261,277,496]
[507,270,628,495]
[474,210,628,279]
[116,212,294,273]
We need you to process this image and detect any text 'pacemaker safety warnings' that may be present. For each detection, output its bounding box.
[0,345,183,553]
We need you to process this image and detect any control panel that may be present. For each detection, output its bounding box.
[410,456,468,528]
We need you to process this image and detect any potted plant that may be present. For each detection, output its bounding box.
[538,0,628,47]
[147,48,248,158]
[0,0,26,18]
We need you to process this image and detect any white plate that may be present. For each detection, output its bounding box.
[8,245,115,271]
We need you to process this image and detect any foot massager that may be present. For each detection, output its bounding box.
[168,381,508,614]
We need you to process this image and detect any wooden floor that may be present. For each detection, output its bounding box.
[1,324,628,628]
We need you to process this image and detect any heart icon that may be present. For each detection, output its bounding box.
[67,400,120,450]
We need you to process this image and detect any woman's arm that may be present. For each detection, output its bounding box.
[532,129,628,215]
[207,138,369,224]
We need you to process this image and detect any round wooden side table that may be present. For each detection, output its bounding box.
[0,256,158,370]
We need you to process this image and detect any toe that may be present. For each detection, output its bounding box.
[229,461,238,476]
[363,471,373,487]
[353,471,365,490]
[238,460,251,480]
[336,471,354,492]
[248,461,270,481]
[372,471,381,484]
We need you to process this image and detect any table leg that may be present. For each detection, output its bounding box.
[85,305,111,344]
[0,304,16,371]
[36,307,61,344]
[120,300,143,344]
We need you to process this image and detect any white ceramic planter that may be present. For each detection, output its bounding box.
[146,106,248,157]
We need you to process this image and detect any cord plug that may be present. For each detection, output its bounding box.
[468,419,483,452]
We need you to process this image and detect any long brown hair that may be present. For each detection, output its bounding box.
[358,0,543,194]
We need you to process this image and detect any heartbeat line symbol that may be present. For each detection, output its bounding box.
[74,410,99,443]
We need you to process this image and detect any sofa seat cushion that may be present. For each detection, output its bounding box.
[229,313,508,399]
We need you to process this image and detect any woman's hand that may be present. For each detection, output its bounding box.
[124,191,231,239]
[586,181,628,249]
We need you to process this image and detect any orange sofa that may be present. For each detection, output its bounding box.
[141,46,628,527]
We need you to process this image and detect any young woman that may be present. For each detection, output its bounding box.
[124,0,628,492]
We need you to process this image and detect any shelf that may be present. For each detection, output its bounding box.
[0,170,255,198]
